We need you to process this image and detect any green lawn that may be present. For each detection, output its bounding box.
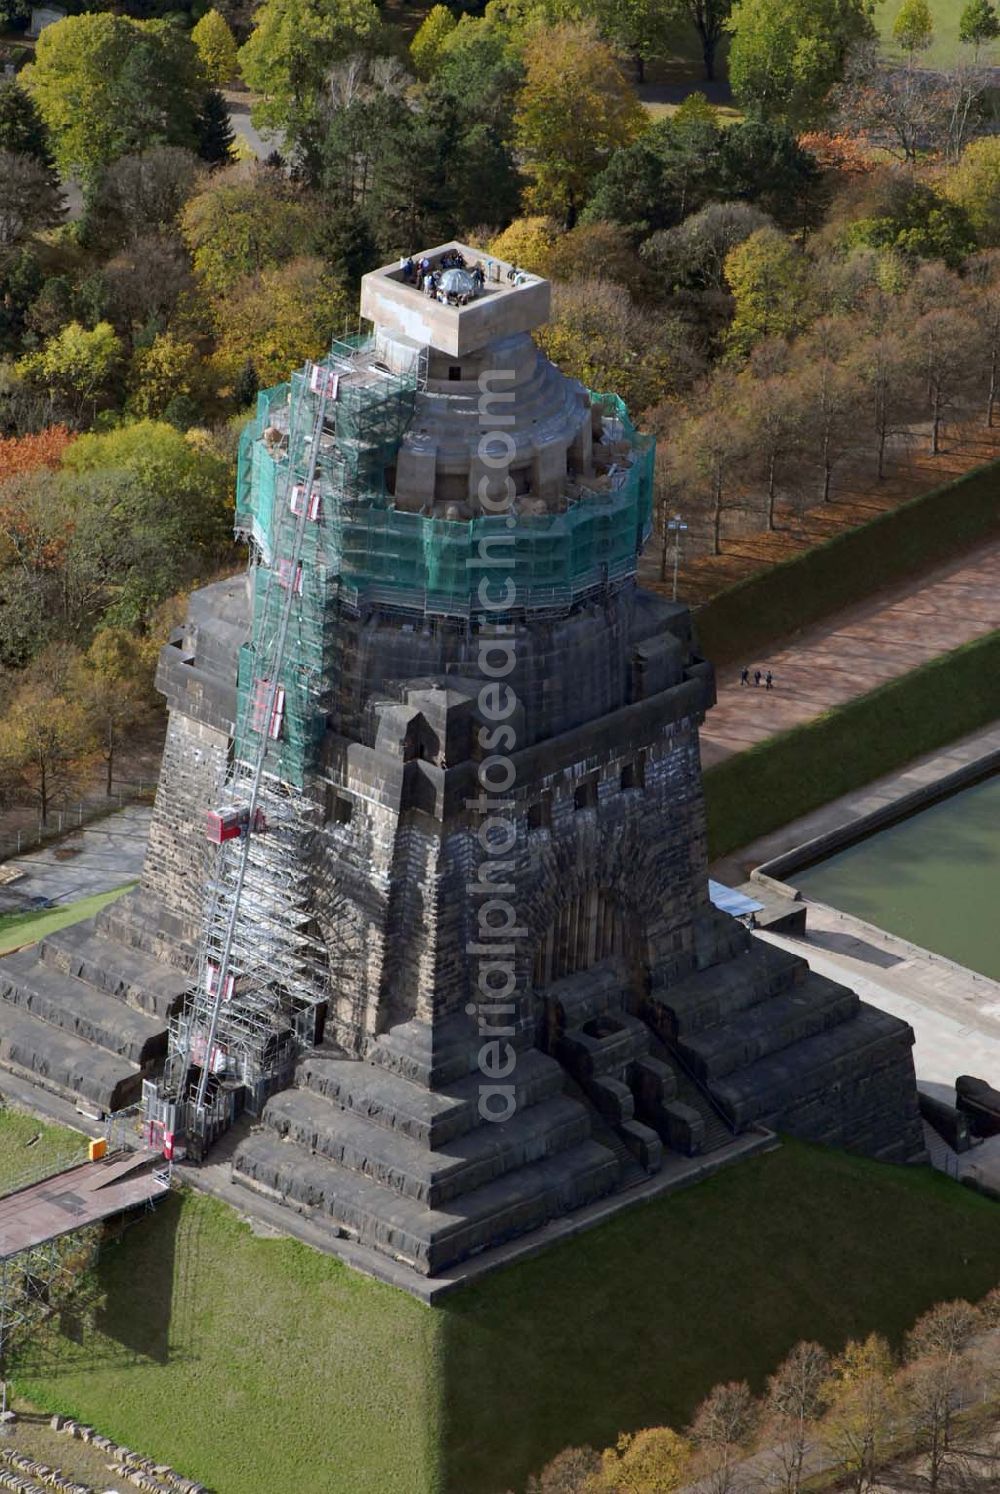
[0,1105,87,1192]
[11,1135,1000,1494]
[875,0,997,69]
[0,883,134,956]
[703,628,1000,860]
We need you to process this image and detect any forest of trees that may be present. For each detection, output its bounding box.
[527,1289,1000,1494]
[2,0,1000,809]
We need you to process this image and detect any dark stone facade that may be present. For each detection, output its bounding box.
[0,249,925,1282]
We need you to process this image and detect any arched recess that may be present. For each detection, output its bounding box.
[532,887,629,989]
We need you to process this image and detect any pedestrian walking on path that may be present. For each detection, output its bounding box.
[740,667,750,687]
[753,669,762,687]
[765,670,773,690]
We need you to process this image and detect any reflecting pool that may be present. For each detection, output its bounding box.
[793,775,1000,981]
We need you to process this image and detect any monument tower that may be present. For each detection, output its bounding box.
[0,248,924,1284]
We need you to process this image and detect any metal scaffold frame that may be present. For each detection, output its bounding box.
[147,342,422,1156]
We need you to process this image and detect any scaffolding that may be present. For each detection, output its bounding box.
[149,342,421,1154]
[148,336,655,1158]
[237,378,655,623]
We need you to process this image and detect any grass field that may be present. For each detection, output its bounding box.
[9,1127,1000,1494]
[0,883,134,956]
[876,0,998,69]
[0,1105,87,1192]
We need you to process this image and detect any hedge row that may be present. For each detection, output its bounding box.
[694,460,1000,667]
[703,628,1000,861]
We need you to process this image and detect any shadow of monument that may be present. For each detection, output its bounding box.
[803,930,905,968]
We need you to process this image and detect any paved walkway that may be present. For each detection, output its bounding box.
[758,903,1000,1194]
[0,805,151,911]
[699,538,1000,768]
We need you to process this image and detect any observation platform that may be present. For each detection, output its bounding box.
[0,1150,168,1259]
[360,241,550,357]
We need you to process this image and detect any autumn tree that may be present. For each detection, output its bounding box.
[724,227,812,356]
[959,0,1000,57]
[514,21,646,228]
[126,332,203,421]
[761,1341,831,1494]
[180,164,320,294]
[727,0,876,128]
[21,14,206,182]
[822,1335,897,1494]
[0,425,73,483]
[238,0,380,135]
[644,201,772,291]
[945,137,1000,247]
[210,257,350,387]
[77,627,152,794]
[539,279,703,414]
[893,0,934,61]
[489,217,562,275]
[192,10,239,88]
[410,5,457,77]
[0,652,93,823]
[17,321,124,425]
[597,1426,692,1492]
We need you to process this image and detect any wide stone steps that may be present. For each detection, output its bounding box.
[295,1047,565,1149]
[95,888,198,973]
[676,973,860,1083]
[0,950,165,1066]
[709,1003,914,1131]
[259,1085,593,1208]
[657,944,806,1038]
[0,1000,141,1112]
[36,923,190,1019]
[231,1129,620,1275]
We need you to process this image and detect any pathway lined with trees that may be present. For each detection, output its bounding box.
[699,536,1000,766]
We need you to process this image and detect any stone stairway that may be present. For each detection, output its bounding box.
[231,1023,622,1276]
[645,934,925,1160]
[0,897,191,1113]
[643,1036,735,1154]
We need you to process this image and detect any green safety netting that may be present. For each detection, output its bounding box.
[233,343,654,787]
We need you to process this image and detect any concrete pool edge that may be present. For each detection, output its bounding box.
[703,720,1000,893]
[753,742,1000,895]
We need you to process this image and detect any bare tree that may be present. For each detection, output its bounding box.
[898,1353,975,1494]
[792,322,864,501]
[911,307,981,453]
[671,393,750,555]
[761,1342,832,1494]
[848,327,920,479]
[690,1380,759,1494]
[964,251,1000,426]
[740,373,805,528]
[835,43,945,163]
